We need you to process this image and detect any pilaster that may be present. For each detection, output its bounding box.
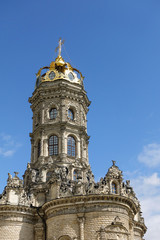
[77,214,85,240]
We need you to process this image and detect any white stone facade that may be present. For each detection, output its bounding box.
[0,52,147,240]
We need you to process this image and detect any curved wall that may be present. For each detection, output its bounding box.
[44,195,140,240]
[0,221,34,240]
[0,206,35,240]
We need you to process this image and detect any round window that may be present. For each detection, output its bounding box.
[68,72,74,81]
[49,71,56,80]
[36,77,41,88]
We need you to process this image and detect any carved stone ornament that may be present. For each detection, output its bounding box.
[106,161,123,179]
[0,40,147,240]
[97,222,129,240]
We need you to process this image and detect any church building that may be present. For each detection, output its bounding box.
[0,40,147,240]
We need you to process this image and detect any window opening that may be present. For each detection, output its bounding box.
[36,76,41,88]
[49,108,57,119]
[49,135,58,155]
[67,136,76,157]
[68,109,74,120]
[37,140,41,158]
[112,182,117,194]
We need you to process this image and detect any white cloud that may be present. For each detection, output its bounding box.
[0,133,21,158]
[138,143,160,167]
[141,196,160,216]
[3,150,15,157]
[131,173,160,196]
[127,143,160,239]
[141,196,160,240]
[1,134,12,141]
[128,173,160,240]
[143,172,160,186]
[144,214,160,240]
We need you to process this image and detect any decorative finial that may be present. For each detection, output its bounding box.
[126,180,130,186]
[14,171,19,177]
[27,163,31,169]
[8,173,12,180]
[55,38,65,57]
[112,160,116,166]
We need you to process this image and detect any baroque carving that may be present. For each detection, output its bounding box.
[97,221,129,240]
[0,172,32,206]
[0,41,148,240]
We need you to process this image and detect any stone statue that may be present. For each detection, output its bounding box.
[31,170,37,182]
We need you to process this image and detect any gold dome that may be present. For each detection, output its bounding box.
[35,39,84,89]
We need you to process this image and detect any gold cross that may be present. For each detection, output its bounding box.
[55,38,65,56]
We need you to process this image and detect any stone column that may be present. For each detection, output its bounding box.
[61,100,66,122]
[42,104,45,124]
[41,131,45,156]
[34,145,37,162]
[86,140,89,164]
[30,138,34,163]
[43,139,48,157]
[80,135,82,159]
[61,130,65,154]
[77,140,80,159]
[77,215,85,240]
[60,129,66,161]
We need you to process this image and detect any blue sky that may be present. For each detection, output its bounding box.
[0,1,160,239]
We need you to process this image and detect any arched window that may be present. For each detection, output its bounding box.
[68,109,74,120]
[67,136,76,157]
[49,108,57,119]
[37,140,41,157]
[48,135,58,155]
[112,182,117,194]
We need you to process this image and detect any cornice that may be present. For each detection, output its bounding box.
[42,194,139,216]
[0,204,36,223]
[29,80,90,110]
[133,220,147,234]
[31,122,88,137]
[0,204,35,214]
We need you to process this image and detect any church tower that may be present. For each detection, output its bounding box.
[0,40,147,240]
[24,38,92,206]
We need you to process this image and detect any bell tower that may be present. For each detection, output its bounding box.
[0,40,147,240]
[23,39,92,205]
